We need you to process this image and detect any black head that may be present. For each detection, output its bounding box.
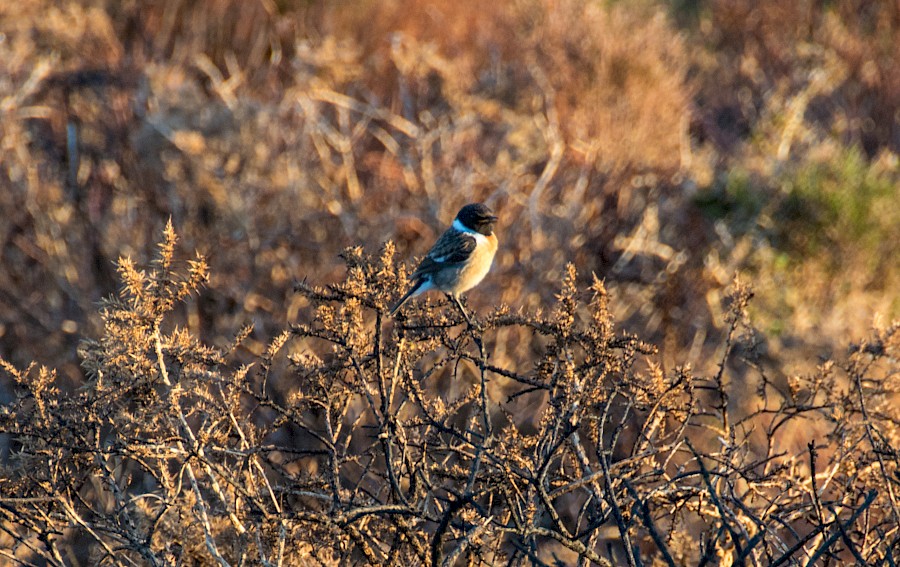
[455,203,498,236]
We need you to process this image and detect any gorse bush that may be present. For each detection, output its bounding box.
[3,0,900,394]
[1,225,898,565]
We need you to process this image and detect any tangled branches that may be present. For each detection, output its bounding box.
[1,227,898,565]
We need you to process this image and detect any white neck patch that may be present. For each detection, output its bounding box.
[452,218,489,244]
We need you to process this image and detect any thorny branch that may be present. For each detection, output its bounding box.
[0,234,898,565]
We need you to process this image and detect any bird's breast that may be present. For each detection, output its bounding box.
[451,233,497,294]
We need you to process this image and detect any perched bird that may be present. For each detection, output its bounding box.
[390,203,499,322]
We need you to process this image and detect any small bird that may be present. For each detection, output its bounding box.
[390,203,499,322]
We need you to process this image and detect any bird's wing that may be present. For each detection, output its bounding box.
[411,229,476,279]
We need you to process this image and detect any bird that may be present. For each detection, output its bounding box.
[390,203,499,323]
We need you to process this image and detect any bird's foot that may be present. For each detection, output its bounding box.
[448,294,481,330]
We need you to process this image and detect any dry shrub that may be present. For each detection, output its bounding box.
[1,227,898,565]
[697,0,900,157]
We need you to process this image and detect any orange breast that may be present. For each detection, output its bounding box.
[453,233,497,294]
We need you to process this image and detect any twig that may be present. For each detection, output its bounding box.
[154,324,235,566]
[442,515,493,567]
[686,439,745,558]
[622,479,677,567]
[526,527,613,566]
[851,359,900,526]
[599,442,641,567]
[803,490,877,567]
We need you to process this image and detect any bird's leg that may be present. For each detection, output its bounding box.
[448,293,474,326]
[449,294,485,334]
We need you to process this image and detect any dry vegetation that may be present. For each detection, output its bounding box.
[1,0,899,565]
[2,227,899,565]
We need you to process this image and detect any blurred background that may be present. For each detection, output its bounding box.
[1,0,898,393]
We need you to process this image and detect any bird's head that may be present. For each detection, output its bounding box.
[456,203,498,236]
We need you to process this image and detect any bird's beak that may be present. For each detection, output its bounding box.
[488,215,499,223]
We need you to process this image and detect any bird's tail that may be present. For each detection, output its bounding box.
[389,279,425,317]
